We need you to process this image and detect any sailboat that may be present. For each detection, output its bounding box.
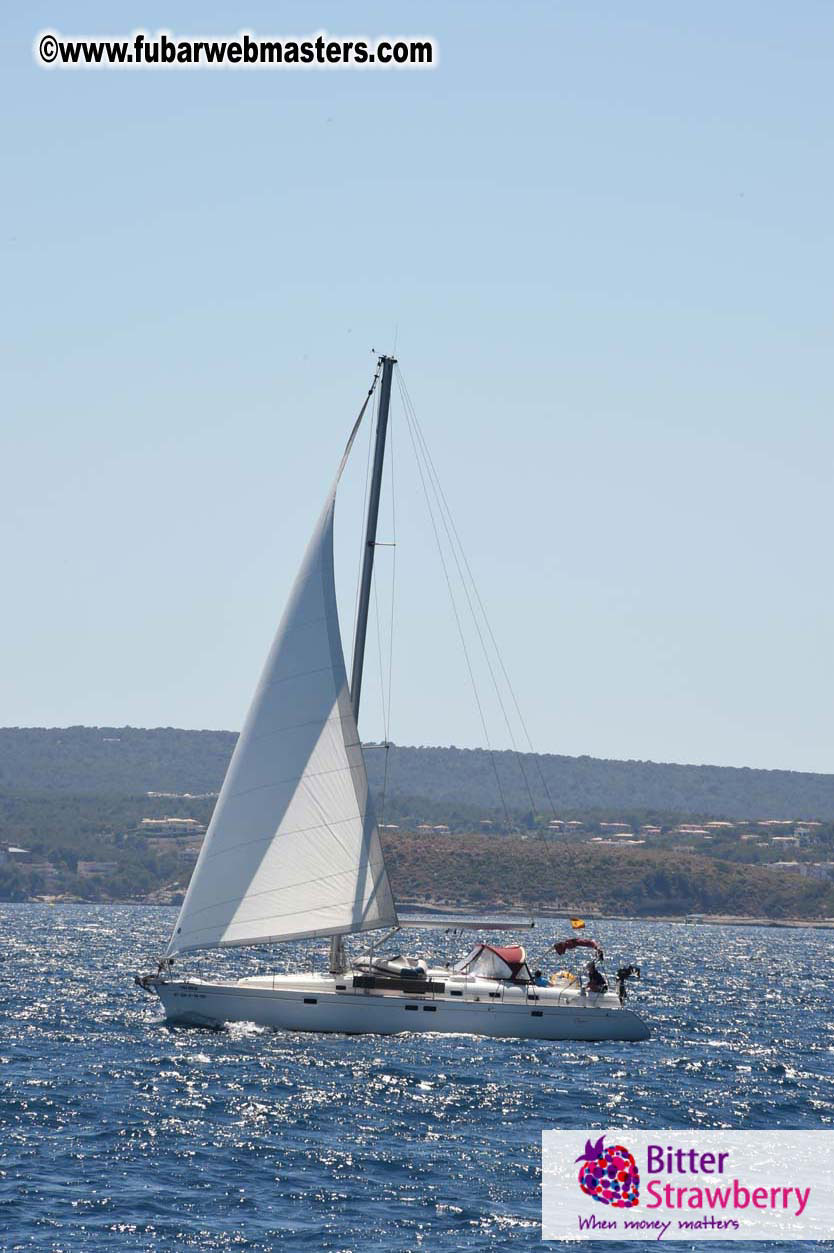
[136,356,650,1042]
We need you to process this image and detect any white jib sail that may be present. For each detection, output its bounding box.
[167,430,398,955]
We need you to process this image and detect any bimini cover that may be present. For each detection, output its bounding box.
[453,943,528,980]
[552,936,603,957]
[166,406,398,956]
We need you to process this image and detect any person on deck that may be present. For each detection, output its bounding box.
[586,959,608,994]
[532,969,548,987]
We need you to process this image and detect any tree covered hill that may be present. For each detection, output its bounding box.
[385,832,834,920]
[0,727,234,796]
[369,745,834,822]
[2,726,834,819]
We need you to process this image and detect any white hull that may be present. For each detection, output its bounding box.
[149,972,650,1042]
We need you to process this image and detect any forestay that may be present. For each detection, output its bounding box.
[167,418,398,956]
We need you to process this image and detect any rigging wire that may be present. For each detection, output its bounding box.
[395,365,567,904]
[370,405,397,829]
[396,371,513,831]
[396,371,539,815]
[372,572,389,739]
[380,400,397,828]
[397,375,541,820]
[350,363,382,679]
[396,369,561,821]
[372,569,392,831]
[349,358,396,829]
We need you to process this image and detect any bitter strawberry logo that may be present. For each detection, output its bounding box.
[576,1135,640,1208]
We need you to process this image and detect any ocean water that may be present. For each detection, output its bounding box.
[1,904,832,1252]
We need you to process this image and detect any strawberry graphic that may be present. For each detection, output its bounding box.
[576,1135,640,1208]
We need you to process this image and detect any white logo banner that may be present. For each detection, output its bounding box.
[542,1130,834,1241]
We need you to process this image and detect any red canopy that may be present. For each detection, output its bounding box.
[552,936,603,957]
[489,944,526,973]
[453,942,528,979]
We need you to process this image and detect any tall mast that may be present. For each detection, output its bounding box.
[329,354,395,975]
[350,354,396,721]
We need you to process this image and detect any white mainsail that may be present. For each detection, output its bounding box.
[167,421,398,956]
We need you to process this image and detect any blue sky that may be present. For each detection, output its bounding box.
[2,2,832,773]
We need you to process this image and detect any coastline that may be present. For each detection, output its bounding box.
[399,904,834,930]
[10,896,834,930]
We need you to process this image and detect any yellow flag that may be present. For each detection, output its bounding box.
[570,918,585,930]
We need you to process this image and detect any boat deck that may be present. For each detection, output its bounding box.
[233,969,624,1012]
[148,966,649,1040]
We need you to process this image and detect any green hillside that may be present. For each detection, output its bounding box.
[0,727,233,796]
[2,726,834,820]
[385,832,834,919]
[1,729,833,916]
